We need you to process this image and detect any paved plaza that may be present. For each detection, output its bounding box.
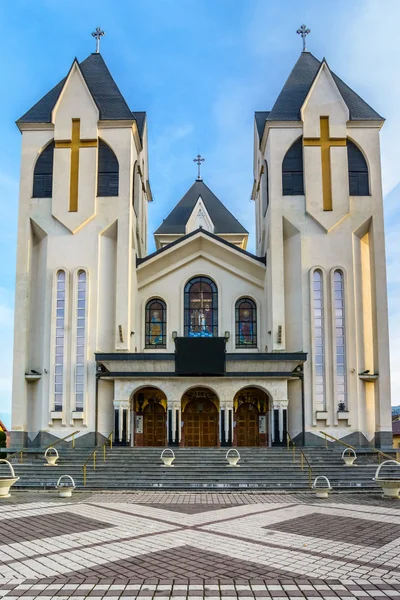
[1,492,400,599]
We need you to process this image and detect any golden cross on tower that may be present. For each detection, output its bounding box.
[303,116,347,211]
[55,119,98,212]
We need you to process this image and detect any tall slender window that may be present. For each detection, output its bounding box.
[313,270,325,407]
[145,299,167,348]
[75,271,87,412]
[184,276,218,337]
[235,298,257,348]
[54,270,66,411]
[334,270,347,410]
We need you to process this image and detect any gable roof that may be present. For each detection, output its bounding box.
[18,53,139,123]
[138,228,265,266]
[255,111,270,140]
[259,51,383,127]
[154,179,248,235]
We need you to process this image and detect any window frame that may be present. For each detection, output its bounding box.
[75,270,87,412]
[54,270,66,412]
[97,139,119,197]
[184,276,218,338]
[235,297,257,348]
[145,298,167,349]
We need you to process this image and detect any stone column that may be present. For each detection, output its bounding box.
[272,399,289,444]
[113,399,130,445]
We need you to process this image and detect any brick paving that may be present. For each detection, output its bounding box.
[1,492,400,599]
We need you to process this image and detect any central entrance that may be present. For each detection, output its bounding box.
[182,388,219,447]
[236,402,259,446]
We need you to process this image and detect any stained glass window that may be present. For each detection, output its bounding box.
[145,299,166,348]
[235,298,257,348]
[184,277,218,338]
[75,270,87,412]
[334,270,347,411]
[54,270,65,412]
[313,270,325,408]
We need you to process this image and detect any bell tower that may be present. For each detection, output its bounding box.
[253,31,391,447]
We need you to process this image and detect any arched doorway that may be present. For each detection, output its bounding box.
[182,388,219,447]
[236,402,259,446]
[132,387,167,447]
[234,387,270,447]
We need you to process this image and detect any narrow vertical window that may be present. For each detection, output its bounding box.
[235,298,257,348]
[334,270,347,410]
[54,270,66,411]
[75,271,87,412]
[313,270,325,408]
[145,299,166,348]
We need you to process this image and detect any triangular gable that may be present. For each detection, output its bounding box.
[154,180,248,235]
[266,52,383,122]
[186,197,214,234]
[17,53,135,124]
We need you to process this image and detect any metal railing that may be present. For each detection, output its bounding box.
[286,433,313,488]
[6,430,80,464]
[83,432,113,486]
[319,431,355,451]
[320,431,399,463]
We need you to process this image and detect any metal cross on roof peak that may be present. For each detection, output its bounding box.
[92,27,105,54]
[193,154,205,180]
[297,24,311,52]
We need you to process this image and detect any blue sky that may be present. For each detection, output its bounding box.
[1,0,400,427]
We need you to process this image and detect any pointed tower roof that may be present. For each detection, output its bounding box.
[154,180,248,235]
[18,53,140,123]
[255,52,383,138]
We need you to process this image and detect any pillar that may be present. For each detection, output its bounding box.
[272,400,288,445]
[113,400,130,446]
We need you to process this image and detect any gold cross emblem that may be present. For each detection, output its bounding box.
[55,119,98,212]
[303,116,346,211]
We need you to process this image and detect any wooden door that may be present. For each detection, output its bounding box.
[143,402,166,447]
[184,398,218,447]
[236,403,259,446]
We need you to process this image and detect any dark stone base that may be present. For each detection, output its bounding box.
[292,430,394,448]
[8,430,108,449]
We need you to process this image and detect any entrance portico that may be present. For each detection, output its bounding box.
[110,374,291,448]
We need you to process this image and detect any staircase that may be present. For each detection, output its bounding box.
[2,446,384,491]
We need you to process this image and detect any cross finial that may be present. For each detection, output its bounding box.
[297,24,311,52]
[91,27,105,53]
[193,154,205,180]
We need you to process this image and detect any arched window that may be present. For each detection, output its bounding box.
[235,298,257,348]
[33,141,54,198]
[184,276,218,338]
[97,140,119,196]
[313,270,325,408]
[334,270,347,411]
[262,160,269,215]
[54,270,66,412]
[145,299,167,348]
[347,140,369,196]
[132,160,138,215]
[75,271,87,412]
[282,138,304,195]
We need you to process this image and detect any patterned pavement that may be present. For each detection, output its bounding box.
[1,492,400,599]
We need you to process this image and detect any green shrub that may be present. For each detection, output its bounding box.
[0,431,6,448]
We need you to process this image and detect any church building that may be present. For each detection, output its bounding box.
[10,30,392,449]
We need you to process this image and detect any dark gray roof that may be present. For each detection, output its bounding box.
[133,111,146,141]
[266,52,383,122]
[18,53,138,123]
[154,180,248,235]
[255,111,270,140]
[140,228,263,266]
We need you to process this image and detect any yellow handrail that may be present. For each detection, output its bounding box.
[373,448,397,463]
[320,431,355,451]
[6,430,80,464]
[83,432,113,486]
[287,433,313,488]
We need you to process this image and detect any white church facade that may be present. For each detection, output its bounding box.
[10,38,393,449]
